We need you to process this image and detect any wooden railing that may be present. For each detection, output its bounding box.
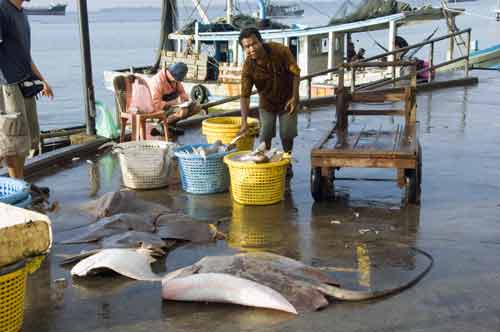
[199,29,472,111]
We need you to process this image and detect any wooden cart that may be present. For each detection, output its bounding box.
[310,62,422,204]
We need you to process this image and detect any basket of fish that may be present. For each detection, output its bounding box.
[113,141,177,190]
[202,116,260,151]
[224,143,290,205]
[174,141,232,194]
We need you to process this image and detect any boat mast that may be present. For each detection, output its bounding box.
[76,0,96,135]
[227,0,233,24]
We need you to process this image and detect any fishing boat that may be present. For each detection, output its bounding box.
[266,2,304,18]
[103,0,464,106]
[23,2,67,16]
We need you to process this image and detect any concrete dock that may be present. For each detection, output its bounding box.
[22,70,500,332]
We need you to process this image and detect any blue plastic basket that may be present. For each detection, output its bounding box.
[0,177,30,205]
[174,144,231,194]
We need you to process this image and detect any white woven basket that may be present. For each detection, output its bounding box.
[114,141,177,189]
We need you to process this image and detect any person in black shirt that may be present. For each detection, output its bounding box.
[0,0,53,178]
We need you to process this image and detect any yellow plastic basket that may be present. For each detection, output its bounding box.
[202,117,260,151]
[224,151,290,205]
[0,256,44,332]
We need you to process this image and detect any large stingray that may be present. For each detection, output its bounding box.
[162,250,434,313]
[71,248,162,281]
[61,213,156,244]
[81,191,170,220]
[155,212,221,242]
[100,231,167,253]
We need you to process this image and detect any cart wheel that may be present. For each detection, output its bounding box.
[405,144,422,205]
[311,167,334,201]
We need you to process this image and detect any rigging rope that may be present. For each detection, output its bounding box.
[296,0,332,19]
[444,5,498,21]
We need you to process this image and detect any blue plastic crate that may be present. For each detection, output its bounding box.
[0,177,30,205]
[174,144,231,194]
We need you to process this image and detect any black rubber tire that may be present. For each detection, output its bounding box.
[311,167,323,202]
[190,84,209,104]
[405,144,422,205]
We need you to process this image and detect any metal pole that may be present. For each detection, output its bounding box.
[465,31,471,77]
[428,42,434,83]
[77,0,96,136]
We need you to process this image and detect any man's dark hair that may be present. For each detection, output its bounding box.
[238,27,263,47]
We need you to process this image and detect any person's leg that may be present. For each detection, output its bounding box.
[259,109,277,149]
[6,155,25,179]
[0,84,30,178]
[278,110,298,153]
[24,96,40,156]
[278,110,298,178]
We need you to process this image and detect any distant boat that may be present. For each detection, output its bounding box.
[24,3,67,16]
[266,2,304,18]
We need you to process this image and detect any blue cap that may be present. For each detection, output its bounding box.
[167,62,188,81]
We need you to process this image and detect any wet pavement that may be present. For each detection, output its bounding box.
[22,71,500,331]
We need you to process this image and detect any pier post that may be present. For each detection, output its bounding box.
[77,0,96,136]
[465,31,471,77]
[428,42,434,83]
[387,20,397,81]
[446,17,455,61]
[328,31,335,77]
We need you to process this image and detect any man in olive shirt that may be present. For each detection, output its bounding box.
[238,27,300,176]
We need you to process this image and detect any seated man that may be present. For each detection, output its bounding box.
[148,62,203,131]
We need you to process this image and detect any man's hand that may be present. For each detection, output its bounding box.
[238,121,249,135]
[41,81,54,99]
[285,96,299,115]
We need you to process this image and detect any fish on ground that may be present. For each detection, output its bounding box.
[71,248,162,281]
[155,212,222,242]
[161,250,433,313]
[81,191,170,220]
[163,273,297,314]
[60,213,156,244]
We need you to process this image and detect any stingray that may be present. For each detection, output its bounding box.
[162,250,434,313]
[61,213,156,244]
[155,213,221,242]
[81,191,170,220]
[99,231,168,255]
[71,248,162,281]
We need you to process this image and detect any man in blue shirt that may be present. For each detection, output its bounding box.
[0,0,53,178]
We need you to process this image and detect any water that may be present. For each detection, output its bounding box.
[29,0,500,130]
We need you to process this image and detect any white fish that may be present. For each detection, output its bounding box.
[71,248,162,281]
[161,272,297,314]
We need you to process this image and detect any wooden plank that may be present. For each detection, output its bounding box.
[347,109,405,116]
[348,61,416,68]
[416,76,478,92]
[351,125,366,149]
[0,137,110,178]
[311,156,416,169]
[372,124,383,149]
[392,124,402,152]
[313,122,337,150]
[311,148,415,158]
[351,89,406,102]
